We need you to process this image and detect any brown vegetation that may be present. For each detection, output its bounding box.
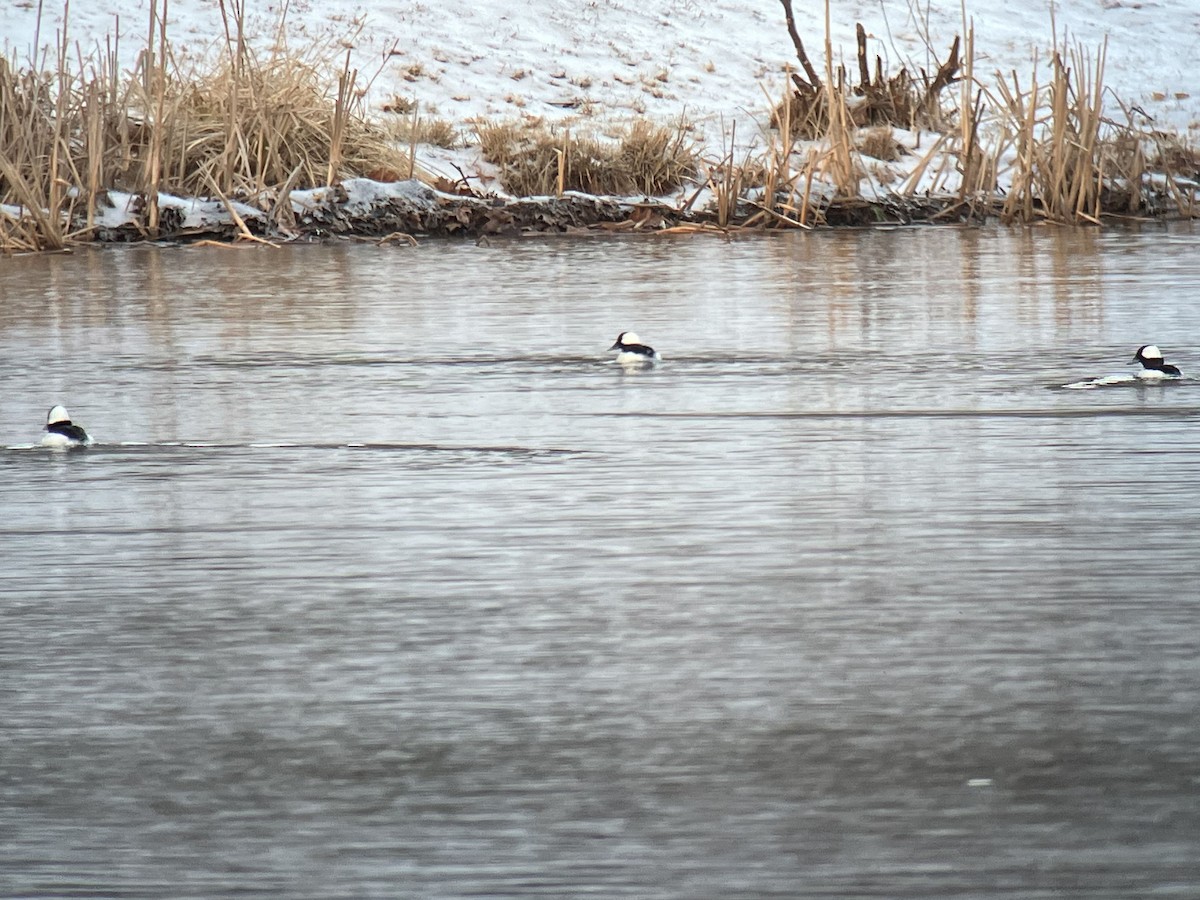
[773,4,961,138]
[1,1,414,251]
[475,118,696,197]
[2,0,1197,252]
[384,113,460,150]
[724,1,1198,229]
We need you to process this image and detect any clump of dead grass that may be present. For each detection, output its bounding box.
[131,5,415,198]
[772,13,961,140]
[735,6,1198,228]
[988,40,1163,223]
[1,0,419,250]
[383,112,460,149]
[475,117,696,197]
[856,126,907,162]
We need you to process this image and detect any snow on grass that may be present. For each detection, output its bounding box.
[291,178,438,216]
[4,0,1198,157]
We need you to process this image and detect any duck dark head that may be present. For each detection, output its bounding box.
[1132,345,1182,377]
[609,331,660,364]
[610,331,642,350]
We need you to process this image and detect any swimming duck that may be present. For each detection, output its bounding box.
[42,405,91,449]
[609,331,660,366]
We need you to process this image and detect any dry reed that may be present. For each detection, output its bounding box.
[137,4,414,199]
[4,0,1198,251]
[475,118,696,197]
[384,113,460,150]
[985,36,1167,224]
[1,0,418,250]
[740,4,1197,228]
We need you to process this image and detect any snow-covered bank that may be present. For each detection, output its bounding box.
[63,180,636,244]
[4,0,1198,166]
[2,0,1198,247]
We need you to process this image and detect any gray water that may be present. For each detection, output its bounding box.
[2,227,1200,898]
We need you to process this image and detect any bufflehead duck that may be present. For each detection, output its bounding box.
[1131,345,1182,378]
[42,405,91,449]
[609,331,660,366]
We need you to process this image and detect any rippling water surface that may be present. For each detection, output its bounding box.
[2,227,1200,898]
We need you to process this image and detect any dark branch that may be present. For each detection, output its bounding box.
[856,23,871,88]
[926,35,962,99]
[778,0,823,89]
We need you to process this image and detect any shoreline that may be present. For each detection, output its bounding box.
[15,175,1187,251]
[3,2,1199,251]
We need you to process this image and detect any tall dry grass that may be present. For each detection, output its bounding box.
[991,40,1131,224]
[4,0,1196,251]
[0,33,100,251]
[1,0,416,251]
[723,6,1196,229]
